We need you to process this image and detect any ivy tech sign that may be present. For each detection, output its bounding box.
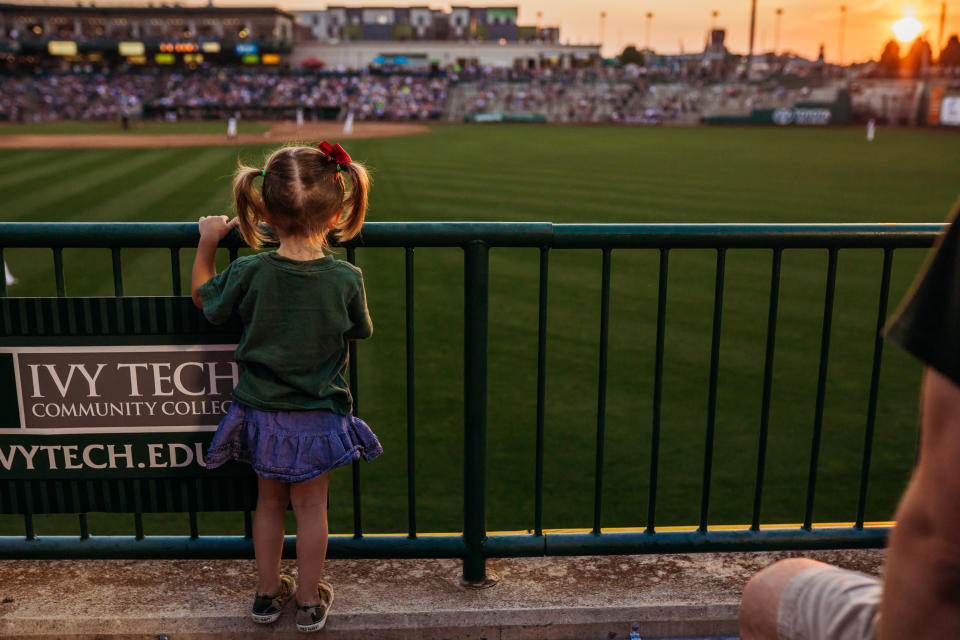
[0,345,237,478]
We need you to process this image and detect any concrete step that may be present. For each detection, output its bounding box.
[0,549,884,639]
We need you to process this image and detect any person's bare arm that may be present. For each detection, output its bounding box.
[879,367,960,639]
[191,216,237,309]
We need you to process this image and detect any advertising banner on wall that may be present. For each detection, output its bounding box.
[706,89,851,126]
[0,345,237,479]
[941,96,960,126]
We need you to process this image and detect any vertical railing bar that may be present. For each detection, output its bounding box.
[856,247,894,529]
[804,247,839,530]
[243,509,254,539]
[23,480,35,540]
[751,248,783,531]
[349,463,362,537]
[228,247,239,263]
[534,247,549,537]
[592,248,612,535]
[0,248,7,297]
[133,479,144,541]
[405,246,417,539]
[699,247,726,534]
[646,247,669,535]
[78,513,89,540]
[462,240,490,584]
[189,509,199,540]
[53,247,65,297]
[111,248,123,297]
[170,247,182,296]
[346,246,362,538]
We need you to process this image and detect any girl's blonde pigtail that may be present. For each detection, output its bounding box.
[335,161,370,243]
[233,164,271,249]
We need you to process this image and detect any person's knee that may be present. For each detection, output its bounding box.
[256,479,291,512]
[290,475,329,512]
[740,558,827,640]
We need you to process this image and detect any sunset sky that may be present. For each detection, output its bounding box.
[23,0,960,61]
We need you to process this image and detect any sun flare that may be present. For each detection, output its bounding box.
[892,15,924,43]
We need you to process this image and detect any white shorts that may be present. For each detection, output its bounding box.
[777,564,881,640]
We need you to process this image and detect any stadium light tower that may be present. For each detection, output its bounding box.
[838,5,847,65]
[711,10,719,29]
[600,11,606,48]
[937,2,946,64]
[746,0,757,76]
[645,11,654,50]
[774,8,783,54]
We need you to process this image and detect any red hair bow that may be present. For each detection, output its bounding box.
[318,141,351,165]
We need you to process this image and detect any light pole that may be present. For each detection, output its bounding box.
[711,10,719,29]
[774,8,783,54]
[839,5,847,65]
[747,0,757,76]
[600,11,606,49]
[645,11,653,50]
[937,2,946,65]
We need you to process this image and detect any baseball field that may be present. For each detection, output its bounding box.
[2,122,959,537]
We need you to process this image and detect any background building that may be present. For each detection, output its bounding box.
[294,5,553,44]
[292,4,589,70]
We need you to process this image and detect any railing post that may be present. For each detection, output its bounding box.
[462,240,494,587]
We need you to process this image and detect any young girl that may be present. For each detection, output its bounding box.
[191,141,381,632]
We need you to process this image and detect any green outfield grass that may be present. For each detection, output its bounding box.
[0,120,270,135]
[3,124,959,539]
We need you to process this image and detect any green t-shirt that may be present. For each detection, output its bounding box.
[198,252,373,414]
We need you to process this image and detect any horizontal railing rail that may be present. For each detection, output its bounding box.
[0,221,942,248]
[0,221,946,583]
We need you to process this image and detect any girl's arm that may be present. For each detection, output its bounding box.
[191,216,238,309]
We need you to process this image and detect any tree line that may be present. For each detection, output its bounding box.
[878,35,960,76]
[615,34,960,77]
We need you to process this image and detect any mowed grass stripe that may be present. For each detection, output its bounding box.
[2,149,180,220]
[0,150,121,210]
[408,178,947,224]
[0,149,52,173]
[0,151,108,192]
[396,164,918,211]
[395,171,821,221]
[80,148,231,222]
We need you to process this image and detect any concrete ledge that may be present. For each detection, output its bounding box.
[0,549,884,639]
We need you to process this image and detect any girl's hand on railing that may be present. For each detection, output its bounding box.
[198,216,238,244]
[193,216,236,309]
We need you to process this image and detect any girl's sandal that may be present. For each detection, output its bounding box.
[251,574,296,624]
[295,581,335,632]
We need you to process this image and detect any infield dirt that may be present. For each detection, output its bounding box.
[0,121,428,149]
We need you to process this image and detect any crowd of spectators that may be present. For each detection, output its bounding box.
[0,65,832,125]
[0,69,448,122]
[457,65,700,123]
[9,72,152,121]
[150,70,447,119]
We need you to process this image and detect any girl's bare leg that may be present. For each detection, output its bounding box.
[254,476,291,595]
[290,473,330,604]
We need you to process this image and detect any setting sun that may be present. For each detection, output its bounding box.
[892,13,924,43]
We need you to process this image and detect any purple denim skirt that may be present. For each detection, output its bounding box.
[205,401,382,483]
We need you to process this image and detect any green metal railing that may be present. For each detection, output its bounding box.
[0,221,945,584]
